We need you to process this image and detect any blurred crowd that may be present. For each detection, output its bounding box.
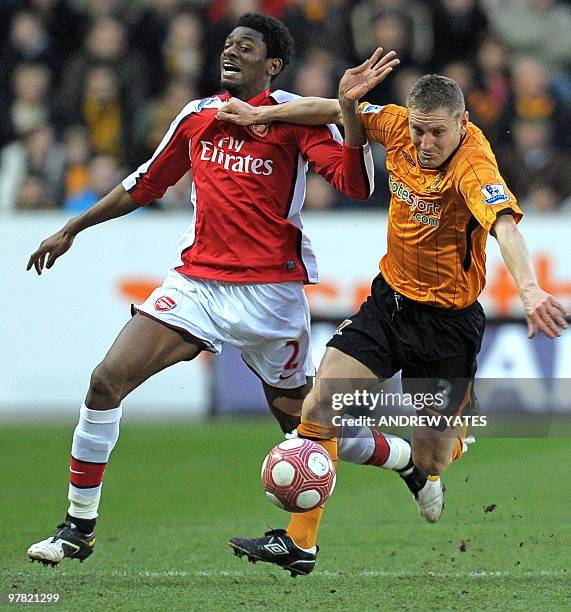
[0,0,570,214]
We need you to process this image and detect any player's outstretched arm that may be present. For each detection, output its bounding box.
[26,184,139,275]
[217,96,341,126]
[492,215,569,338]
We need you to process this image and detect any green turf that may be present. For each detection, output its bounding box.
[1,420,569,610]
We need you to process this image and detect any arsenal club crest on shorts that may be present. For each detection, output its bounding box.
[248,123,270,138]
[155,296,176,311]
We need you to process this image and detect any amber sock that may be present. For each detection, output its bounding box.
[286,421,338,549]
[451,425,468,463]
[286,507,324,550]
[451,436,463,462]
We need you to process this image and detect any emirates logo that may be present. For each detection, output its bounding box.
[249,123,270,138]
[155,296,176,311]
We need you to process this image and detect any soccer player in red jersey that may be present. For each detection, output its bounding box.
[25,14,419,567]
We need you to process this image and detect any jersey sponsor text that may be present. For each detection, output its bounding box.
[199,138,274,175]
[388,175,442,217]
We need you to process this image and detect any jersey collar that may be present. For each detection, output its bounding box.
[247,89,271,106]
[221,89,271,107]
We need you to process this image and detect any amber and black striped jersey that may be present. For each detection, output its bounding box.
[359,103,523,309]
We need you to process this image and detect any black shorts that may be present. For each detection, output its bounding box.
[327,274,485,423]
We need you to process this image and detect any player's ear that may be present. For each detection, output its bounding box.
[267,57,283,78]
[459,111,469,136]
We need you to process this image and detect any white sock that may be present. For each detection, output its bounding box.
[68,403,122,520]
[338,421,410,470]
[338,420,377,464]
[384,435,412,470]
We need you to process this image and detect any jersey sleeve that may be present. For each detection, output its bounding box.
[455,152,523,232]
[122,113,192,205]
[294,124,374,200]
[358,102,408,148]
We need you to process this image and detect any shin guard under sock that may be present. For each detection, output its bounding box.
[67,403,122,521]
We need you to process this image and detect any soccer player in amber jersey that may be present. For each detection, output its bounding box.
[219,48,569,575]
[25,16,420,568]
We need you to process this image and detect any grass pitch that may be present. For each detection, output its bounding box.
[1,420,569,610]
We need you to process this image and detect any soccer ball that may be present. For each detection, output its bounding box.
[261,438,336,513]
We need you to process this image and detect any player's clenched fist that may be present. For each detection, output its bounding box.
[27,230,75,275]
[216,98,260,126]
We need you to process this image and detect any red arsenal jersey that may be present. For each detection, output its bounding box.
[123,89,374,283]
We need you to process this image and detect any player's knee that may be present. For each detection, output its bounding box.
[413,452,450,476]
[87,362,125,408]
[265,381,309,407]
[272,408,301,434]
[302,387,333,424]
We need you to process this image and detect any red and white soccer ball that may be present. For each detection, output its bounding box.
[261,438,336,513]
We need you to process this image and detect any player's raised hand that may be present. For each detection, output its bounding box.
[339,47,399,103]
[522,287,569,339]
[216,98,261,126]
[26,229,75,275]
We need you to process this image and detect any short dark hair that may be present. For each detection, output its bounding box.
[406,74,465,119]
[237,12,294,71]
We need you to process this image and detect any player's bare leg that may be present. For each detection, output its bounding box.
[261,380,308,434]
[86,312,203,409]
[27,313,203,566]
[305,351,411,472]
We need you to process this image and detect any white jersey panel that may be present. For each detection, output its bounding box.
[361,142,375,196]
[171,180,198,270]
[286,153,318,284]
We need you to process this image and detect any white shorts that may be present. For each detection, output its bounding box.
[135,270,315,389]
